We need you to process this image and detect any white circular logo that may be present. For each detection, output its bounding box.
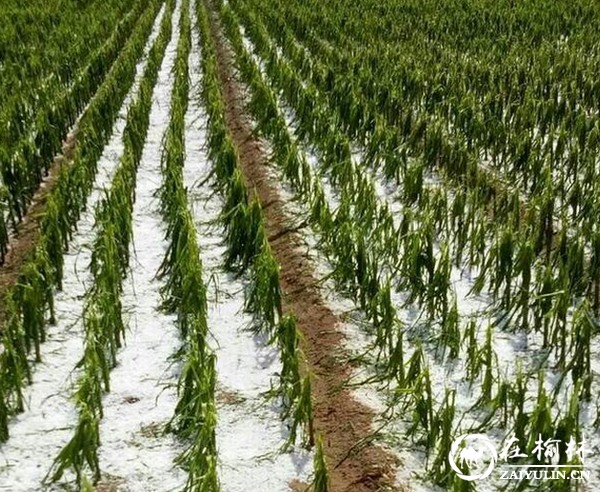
[448,434,498,481]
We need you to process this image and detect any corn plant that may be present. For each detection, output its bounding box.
[0,185,9,263]
[157,205,208,338]
[273,314,303,415]
[285,373,315,450]
[0,375,8,443]
[428,389,456,486]
[564,301,594,401]
[525,372,554,459]
[245,240,283,335]
[167,325,213,438]
[313,434,330,492]
[0,296,30,418]
[174,350,219,492]
[436,294,460,359]
[12,249,55,362]
[46,403,101,486]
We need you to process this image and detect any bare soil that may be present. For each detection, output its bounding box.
[204,3,402,491]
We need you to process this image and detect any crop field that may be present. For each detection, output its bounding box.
[0,0,599,491]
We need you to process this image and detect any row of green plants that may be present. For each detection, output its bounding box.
[155,1,220,490]
[45,2,175,487]
[0,0,165,447]
[197,1,328,488]
[0,0,146,254]
[218,3,589,489]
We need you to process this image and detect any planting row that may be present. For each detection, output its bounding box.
[196,2,329,489]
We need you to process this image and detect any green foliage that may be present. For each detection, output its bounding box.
[313,434,330,492]
[46,403,101,485]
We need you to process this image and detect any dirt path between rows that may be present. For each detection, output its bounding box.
[204,3,403,491]
[0,132,78,328]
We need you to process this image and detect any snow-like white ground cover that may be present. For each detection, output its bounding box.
[0,4,168,491]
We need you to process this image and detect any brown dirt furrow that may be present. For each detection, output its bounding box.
[0,130,78,327]
[204,3,402,491]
